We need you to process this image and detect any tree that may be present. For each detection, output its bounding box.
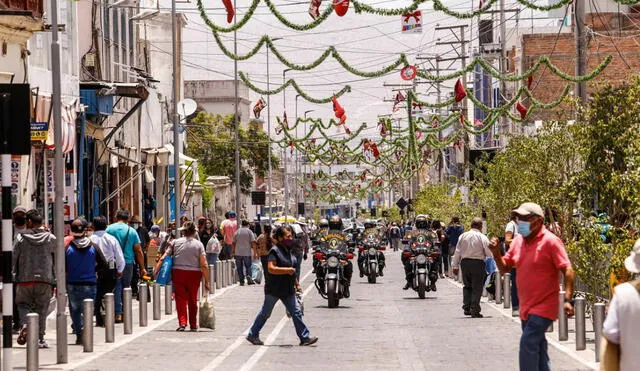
[185,111,279,193]
[414,183,478,227]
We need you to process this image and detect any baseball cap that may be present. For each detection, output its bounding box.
[512,202,544,218]
[13,206,27,215]
[150,225,161,232]
[229,211,237,218]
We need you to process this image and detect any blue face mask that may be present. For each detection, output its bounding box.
[518,221,532,237]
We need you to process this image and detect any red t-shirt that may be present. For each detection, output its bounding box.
[223,219,238,245]
[504,226,571,321]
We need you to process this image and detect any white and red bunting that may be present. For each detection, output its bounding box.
[401,11,422,33]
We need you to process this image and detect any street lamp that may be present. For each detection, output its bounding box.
[283,68,292,215]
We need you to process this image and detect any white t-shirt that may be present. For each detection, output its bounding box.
[505,220,519,236]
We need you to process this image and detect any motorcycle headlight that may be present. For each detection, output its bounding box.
[368,247,377,255]
[416,254,427,264]
[327,256,339,268]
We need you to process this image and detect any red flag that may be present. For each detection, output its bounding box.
[454,79,466,102]
[516,102,528,119]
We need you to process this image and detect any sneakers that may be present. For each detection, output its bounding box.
[38,339,50,349]
[17,325,28,345]
[299,337,318,346]
[247,278,255,285]
[75,337,82,345]
[115,314,123,324]
[359,271,364,278]
[378,269,384,277]
[471,313,484,318]
[512,308,520,317]
[176,325,186,332]
[246,335,264,345]
[430,283,437,292]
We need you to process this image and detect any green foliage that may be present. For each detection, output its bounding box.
[566,227,611,300]
[414,184,479,227]
[185,111,279,193]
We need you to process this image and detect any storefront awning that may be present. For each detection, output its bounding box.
[164,143,197,163]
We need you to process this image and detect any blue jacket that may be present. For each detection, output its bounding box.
[66,237,107,284]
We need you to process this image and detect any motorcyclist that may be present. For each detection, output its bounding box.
[311,218,330,274]
[315,215,353,297]
[357,219,386,277]
[401,215,432,290]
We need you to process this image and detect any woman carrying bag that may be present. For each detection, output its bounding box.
[246,226,317,346]
[155,221,210,331]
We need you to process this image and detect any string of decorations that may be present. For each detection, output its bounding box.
[239,72,351,103]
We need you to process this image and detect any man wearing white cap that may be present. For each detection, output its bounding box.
[489,202,575,371]
[602,239,640,371]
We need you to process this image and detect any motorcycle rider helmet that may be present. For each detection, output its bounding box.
[415,214,430,230]
[328,215,343,230]
[364,219,376,229]
[319,218,329,228]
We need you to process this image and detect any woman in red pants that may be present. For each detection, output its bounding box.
[155,221,210,331]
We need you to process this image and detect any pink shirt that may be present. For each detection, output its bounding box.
[504,226,571,321]
[223,219,238,245]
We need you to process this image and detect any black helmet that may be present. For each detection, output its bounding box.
[328,215,343,230]
[319,218,329,228]
[415,214,430,229]
[364,218,376,229]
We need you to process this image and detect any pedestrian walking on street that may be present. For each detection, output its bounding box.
[200,218,214,247]
[205,228,221,266]
[255,225,273,279]
[106,209,147,323]
[130,215,149,298]
[13,209,56,348]
[388,222,401,251]
[246,226,317,346]
[505,212,520,317]
[65,218,109,344]
[222,211,238,260]
[452,217,493,318]
[90,216,125,327]
[445,216,465,277]
[11,205,29,334]
[292,219,311,280]
[489,202,575,371]
[233,219,257,285]
[155,221,210,331]
[602,238,640,371]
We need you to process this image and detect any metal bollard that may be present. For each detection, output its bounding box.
[503,273,511,309]
[215,261,222,290]
[558,291,568,341]
[139,283,148,327]
[230,260,237,284]
[575,297,586,350]
[495,271,503,305]
[26,313,39,371]
[105,293,115,343]
[123,288,133,334]
[594,303,606,362]
[83,299,94,352]
[209,264,216,294]
[165,284,173,315]
[153,283,161,320]
[221,260,228,287]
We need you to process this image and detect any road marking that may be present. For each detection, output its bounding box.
[61,283,239,370]
[446,279,597,370]
[202,268,314,371]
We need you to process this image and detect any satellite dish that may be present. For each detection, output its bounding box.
[177,98,197,117]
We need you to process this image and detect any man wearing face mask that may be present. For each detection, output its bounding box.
[489,202,575,371]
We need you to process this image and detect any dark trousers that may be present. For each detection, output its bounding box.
[511,268,520,309]
[461,258,486,314]
[95,272,117,326]
[440,245,451,274]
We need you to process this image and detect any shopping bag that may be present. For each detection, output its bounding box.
[599,336,620,371]
[155,256,173,286]
[199,295,216,330]
[251,260,263,284]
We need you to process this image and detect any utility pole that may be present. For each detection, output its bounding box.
[575,0,587,102]
[233,0,241,217]
[436,25,469,183]
[172,0,180,224]
[499,0,508,144]
[282,68,291,216]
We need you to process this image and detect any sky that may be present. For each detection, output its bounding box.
[154,0,562,138]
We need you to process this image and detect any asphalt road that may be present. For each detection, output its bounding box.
[73,250,592,371]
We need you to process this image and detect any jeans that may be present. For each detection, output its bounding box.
[16,283,52,340]
[461,259,486,314]
[293,252,303,280]
[248,294,310,341]
[115,263,134,314]
[67,284,97,337]
[172,269,202,328]
[520,314,552,371]
[207,253,219,266]
[235,256,252,283]
[512,268,520,309]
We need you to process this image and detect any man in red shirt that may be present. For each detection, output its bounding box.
[489,202,575,371]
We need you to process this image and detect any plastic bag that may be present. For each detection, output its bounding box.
[199,295,216,330]
[155,256,173,286]
[251,260,263,284]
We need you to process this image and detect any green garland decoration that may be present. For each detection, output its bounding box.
[432,0,498,19]
[239,72,351,104]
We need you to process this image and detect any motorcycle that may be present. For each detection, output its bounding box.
[404,238,440,299]
[358,234,384,284]
[314,237,354,308]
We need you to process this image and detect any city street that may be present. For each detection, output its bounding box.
[39,251,593,371]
